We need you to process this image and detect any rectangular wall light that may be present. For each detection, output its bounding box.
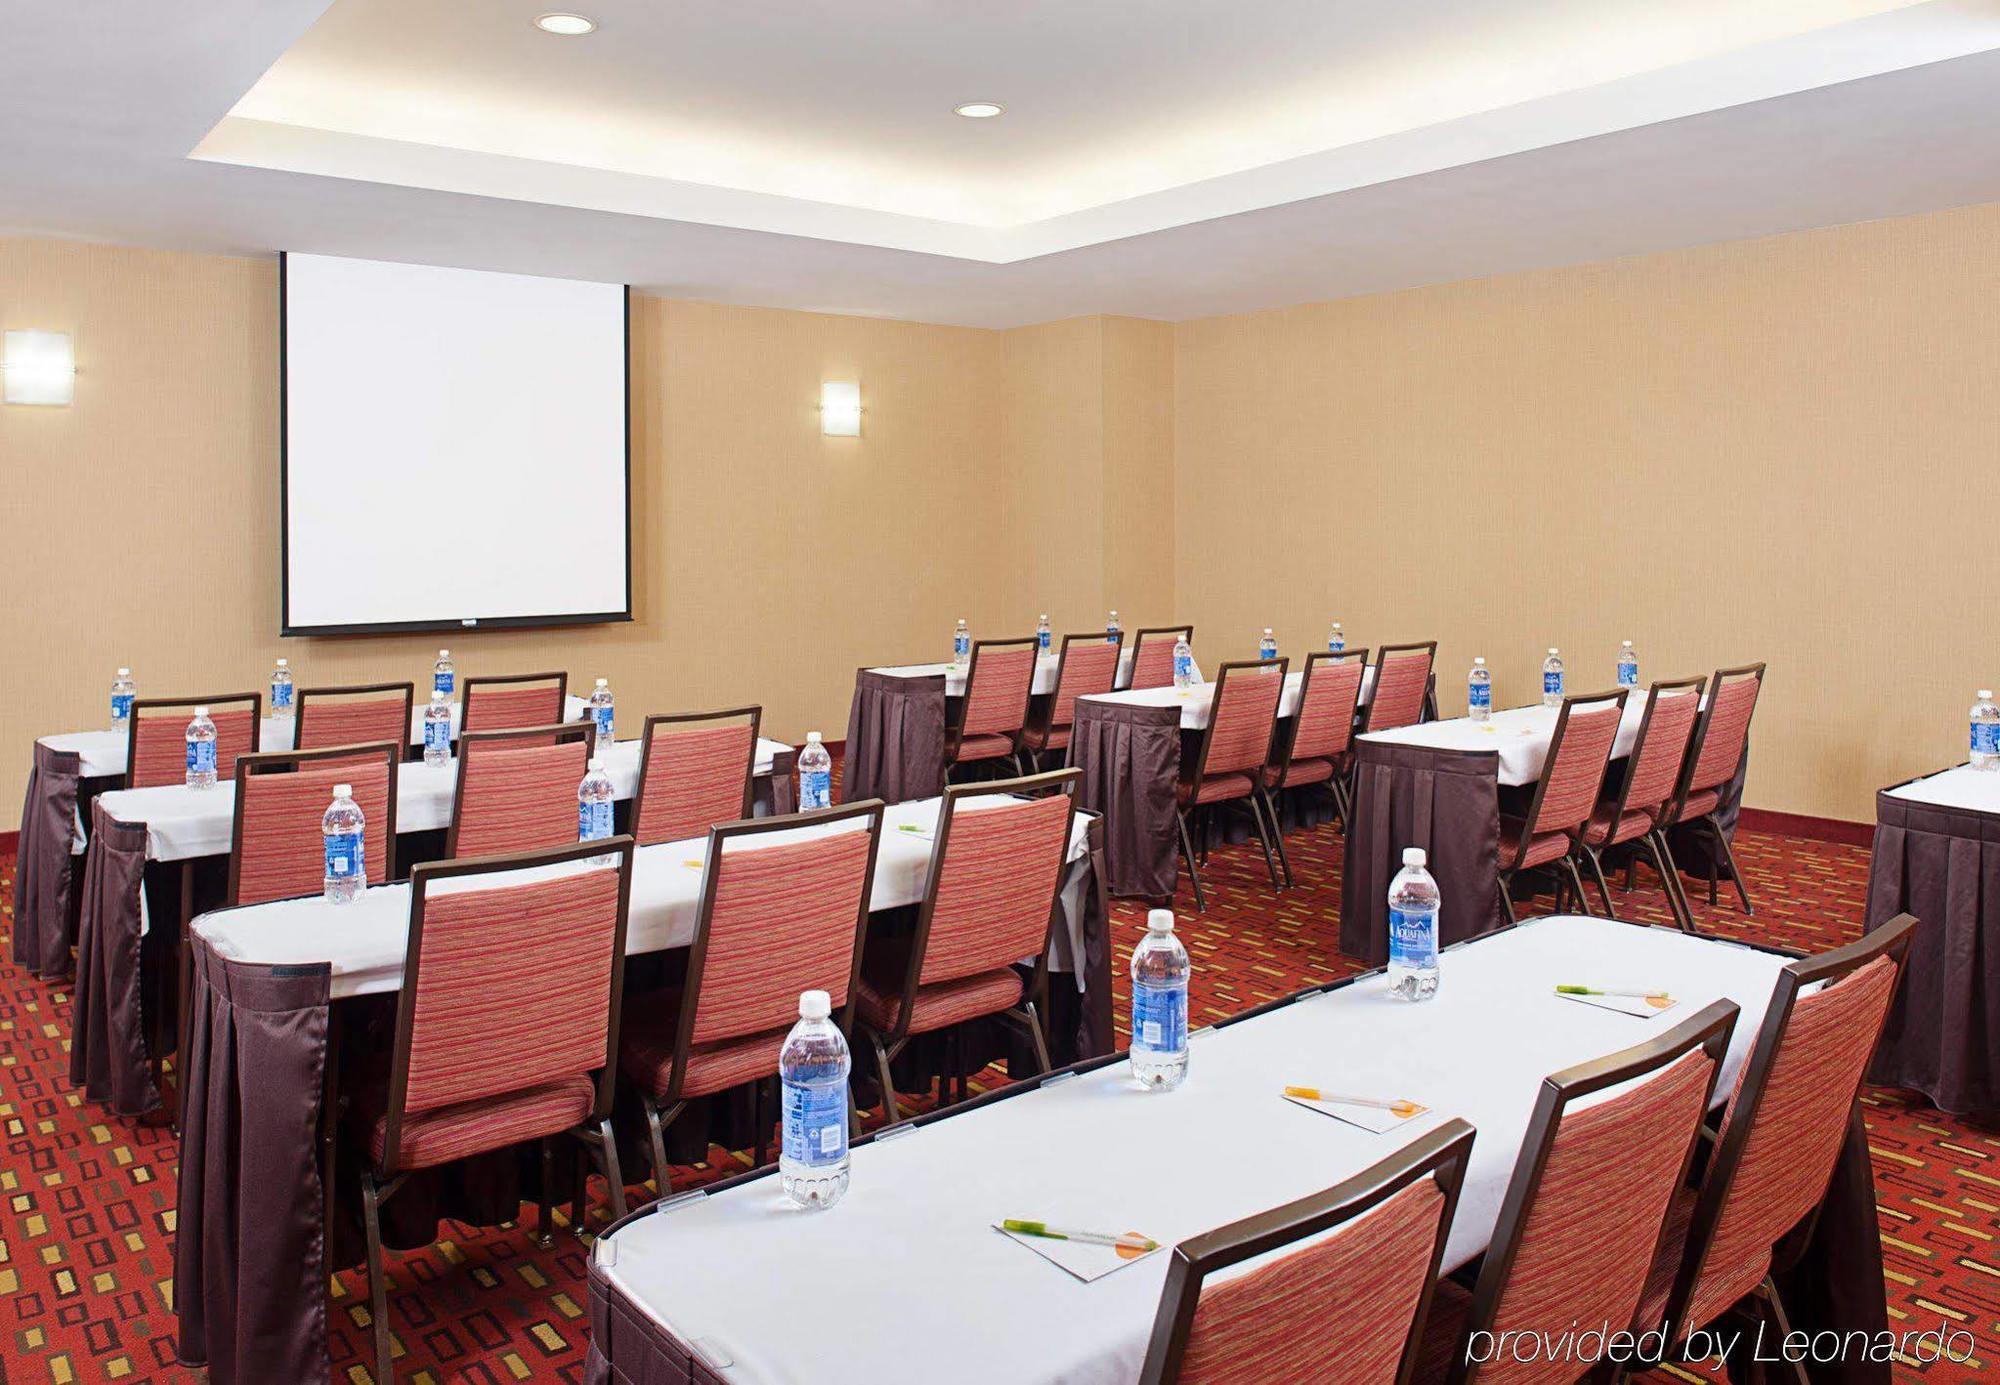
[3,330,76,405]
[820,380,860,436]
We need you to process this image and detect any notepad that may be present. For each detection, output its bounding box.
[1556,991,1679,1019]
[993,1223,1161,1282]
[1283,1093,1430,1134]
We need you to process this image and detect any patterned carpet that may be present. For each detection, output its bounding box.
[1,806,1994,1382]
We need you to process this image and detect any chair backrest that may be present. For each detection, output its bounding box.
[1125,626,1191,692]
[380,837,635,1175]
[1520,691,1626,840]
[960,639,1038,738]
[229,742,399,906]
[673,802,886,1066]
[126,692,262,789]
[461,671,569,736]
[1140,1119,1475,1385]
[447,722,593,859]
[1196,659,1287,779]
[1287,650,1370,764]
[294,681,415,756]
[1363,643,1437,733]
[1663,916,1915,1339]
[631,707,760,847]
[1048,635,1123,729]
[1606,676,1705,826]
[1679,663,1765,800]
[1448,1003,1737,1384]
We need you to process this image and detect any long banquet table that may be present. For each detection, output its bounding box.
[583,916,1887,1385]
[1867,762,2000,1114]
[64,733,799,1116]
[172,795,1115,1385]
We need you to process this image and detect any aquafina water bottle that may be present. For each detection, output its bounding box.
[953,618,970,667]
[110,668,135,731]
[1468,657,1491,721]
[1972,691,2000,771]
[799,731,833,809]
[1328,621,1345,654]
[1542,648,1565,707]
[780,989,851,1209]
[322,783,365,903]
[1037,613,1052,654]
[1387,847,1440,1001]
[185,707,217,790]
[1259,628,1278,662]
[1106,609,1121,645]
[270,658,294,720]
[1173,633,1194,690]
[588,677,615,749]
[577,756,614,841]
[1130,909,1190,1090]
[423,690,452,767]
[1616,641,1639,688]
[433,648,455,699]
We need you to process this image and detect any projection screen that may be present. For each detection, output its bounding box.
[281,253,630,635]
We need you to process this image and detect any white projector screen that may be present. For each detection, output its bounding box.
[281,253,630,635]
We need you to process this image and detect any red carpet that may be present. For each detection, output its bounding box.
[1,813,1993,1382]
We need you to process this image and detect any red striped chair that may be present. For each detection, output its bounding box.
[460,671,569,736]
[1635,917,1915,1368]
[1021,634,1122,769]
[1658,663,1765,919]
[1123,625,1193,692]
[354,836,636,1385]
[447,722,593,859]
[1496,690,1627,924]
[618,800,885,1187]
[1177,659,1287,911]
[228,742,399,906]
[293,681,415,758]
[946,638,1038,780]
[1361,642,1437,733]
[630,707,760,846]
[855,771,1078,1124]
[1261,648,1369,885]
[1575,675,1705,928]
[124,692,261,789]
[1140,1119,1475,1385]
[1420,1003,1737,1383]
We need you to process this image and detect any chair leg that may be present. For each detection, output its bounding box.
[1713,819,1754,915]
[536,1138,555,1246]
[1175,812,1207,912]
[871,1032,904,1128]
[1563,856,1593,917]
[361,1173,393,1384]
[1019,1001,1054,1077]
[1583,847,1618,921]
[1496,874,1517,926]
[570,1134,590,1237]
[642,1094,672,1196]
[1258,786,1294,888]
[598,1117,627,1221]
[1245,795,1281,890]
[1648,830,1695,932]
[1757,1279,1813,1385]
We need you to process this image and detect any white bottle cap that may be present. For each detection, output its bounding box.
[1622,640,1633,648]
[117,667,129,676]
[1474,657,1486,666]
[276,658,288,667]
[1403,847,1427,867]
[1331,621,1341,628]
[1263,627,1273,635]
[439,648,449,657]
[1548,647,1559,655]
[799,989,832,1020]
[1039,613,1048,620]
[806,730,823,744]
[333,783,352,798]
[1110,610,1118,617]
[1982,690,1994,700]
[1147,908,1175,932]
[194,706,208,717]
[595,677,608,688]
[587,756,604,771]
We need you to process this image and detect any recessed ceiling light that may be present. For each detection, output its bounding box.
[534,12,596,35]
[954,102,1005,119]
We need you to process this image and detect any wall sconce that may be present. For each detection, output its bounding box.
[3,330,76,406]
[820,380,861,437]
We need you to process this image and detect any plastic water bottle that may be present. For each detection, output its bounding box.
[1130,909,1190,1090]
[1972,691,2000,770]
[577,756,614,841]
[1173,633,1195,689]
[322,783,365,903]
[110,668,135,731]
[1037,613,1052,654]
[1387,847,1440,1001]
[1259,628,1278,662]
[270,658,294,720]
[185,707,217,790]
[1542,648,1565,707]
[588,677,615,748]
[433,648,455,699]
[1468,657,1491,721]
[1328,621,1345,654]
[779,989,851,1209]
[1106,610,1121,645]
[953,618,970,667]
[1616,641,1639,688]
[422,690,452,767]
[799,731,833,809]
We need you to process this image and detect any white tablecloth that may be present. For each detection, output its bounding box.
[1885,764,2000,815]
[593,916,1784,1385]
[1359,692,1656,787]
[192,794,1095,999]
[1077,665,1318,731]
[871,648,1208,699]
[93,735,794,866]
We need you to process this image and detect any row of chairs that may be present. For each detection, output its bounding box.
[1140,914,1914,1384]
[352,769,1088,1382]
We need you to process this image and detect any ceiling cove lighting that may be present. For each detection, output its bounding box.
[2,330,75,406]
[533,12,596,36]
[953,102,1004,119]
[820,381,861,437]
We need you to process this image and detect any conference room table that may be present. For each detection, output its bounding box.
[64,732,799,1117]
[1866,762,2000,1115]
[582,916,1888,1385]
[12,696,588,981]
[171,794,1114,1385]
[1339,694,1745,965]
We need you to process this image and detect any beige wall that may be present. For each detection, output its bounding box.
[1174,200,2000,822]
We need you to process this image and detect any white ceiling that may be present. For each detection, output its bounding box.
[4,0,2000,327]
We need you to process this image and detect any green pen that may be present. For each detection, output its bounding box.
[1556,985,1670,999]
[1003,1220,1157,1252]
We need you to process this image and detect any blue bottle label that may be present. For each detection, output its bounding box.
[782,1079,849,1168]
[1389,906,1438,970]
[1174,652,1192,682]
[424,716,451,753]
[111,693,133,720]
[593,705,614,744]
[1107,627,1118,644]
[433,671,453,696]
[324,831,363,880]
[1543,671,1563,697]
[801,769,832,810]
[1617,662,1638,687]
[954,635,969,661]
[1973,723,2000,756]
[186,739,215,776]
[1132,980,1187,1053]
[271,680,292,708]
[1469,682,1491,710]
[1039,630,1051,652]
[1329,637,1344,653]
[579,800,613,842]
